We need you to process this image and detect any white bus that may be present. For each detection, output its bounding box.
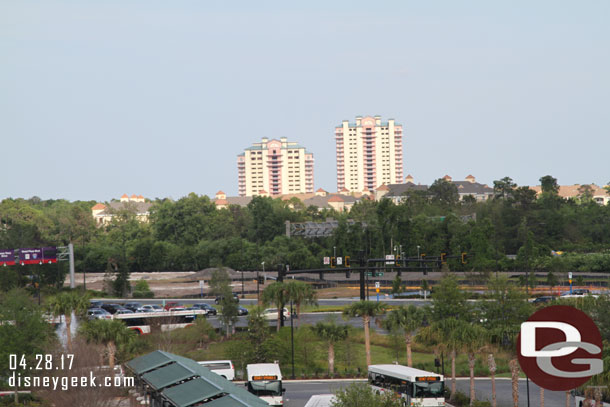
[113,310,207,334]
[197,360,235,381]
[368,364,444,407]
[246,363,284,406]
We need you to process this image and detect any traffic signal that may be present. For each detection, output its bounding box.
[257,276,264,285]
[461,252,467,264]
[395,255,401,267]
[441,253,447,264]
[330,257,337,268]
[346,269,351,279]
[345,256,351,268]
[278,264,284,282]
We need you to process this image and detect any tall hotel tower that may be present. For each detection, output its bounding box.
[237,137,314,197]
[335,116,403,192]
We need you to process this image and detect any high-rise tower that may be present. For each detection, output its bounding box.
[237,137,314,197]
[335,116,403,192]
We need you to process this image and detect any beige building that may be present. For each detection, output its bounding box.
[91,194,151,226]
[237,137,314,197]
[530,184,610,205]
[335,115,403,193]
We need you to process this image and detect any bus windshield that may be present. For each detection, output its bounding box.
[413,381,444,398]
[248,380,282,397]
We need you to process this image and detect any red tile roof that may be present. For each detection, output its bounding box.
[328,195,344,203]
[92,203,106,210]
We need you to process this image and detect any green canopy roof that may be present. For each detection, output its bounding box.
[161,378,223,407]
[141,362,196,391]
[205,395,253,407]
[126,350,174,374]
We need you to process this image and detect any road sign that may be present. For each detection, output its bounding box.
[323,257,330,265]
[568,272,573,279]
[376,288,380,293]
[375,282,380,289]
[377,272,384,276]
[337,257,343,266]
[385,254,395,265]
[199,280,204,289]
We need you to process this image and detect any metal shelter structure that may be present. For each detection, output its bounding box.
[126,351,268,407]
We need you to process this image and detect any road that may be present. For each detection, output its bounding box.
[279,378,570,407]
[95,297,430,307]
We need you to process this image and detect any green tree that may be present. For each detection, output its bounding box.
[430,273,469,321]
[454,323,488,406]
[0,289,54,403]
[246,306,271,363]
[210,269,239,337]
[312,319,349,375]
[47,290,90,351]
[285,280,317,327]
[493,177,516,200]
[539,175,559,195]
[331,382,403,407]
[382,305,424,367]
[262,282,289,332]
[132,279,154,298]
[429,178,459,207]
[79,319,134,372]
[390,275,403,296]
[418,318,462,400]
[343,301,387,366]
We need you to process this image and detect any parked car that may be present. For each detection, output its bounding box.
[561,289,597,299]
[100,303,127,315]
[197,360,235,381]
[263,308,290,321]
[214,294,239,305]
[136,304,164,313]
[191,303,217,316]
[114,309,134,315]
[123,302,142,312]
[88,308,112,320]
[532,296,555,304]
[164,302,183,311]
[237,306,249,316]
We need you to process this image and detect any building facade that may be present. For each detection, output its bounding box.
[91,194,151,226]
[335,115,403,193]
[237,137,314,197]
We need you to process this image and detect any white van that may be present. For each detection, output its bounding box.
[246,363,284,406]
[197,360,235,381]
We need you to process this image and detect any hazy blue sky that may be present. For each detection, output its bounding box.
[2,1,609,202]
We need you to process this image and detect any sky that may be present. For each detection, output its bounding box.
[1,0,609,202]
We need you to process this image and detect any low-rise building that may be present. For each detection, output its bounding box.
[91,194,152,226]
[375,175,493,203]
[530,184,610,205]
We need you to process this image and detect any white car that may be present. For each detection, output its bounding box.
[197,360,235,381]
[263,308,290,321]
[136,304,164,313]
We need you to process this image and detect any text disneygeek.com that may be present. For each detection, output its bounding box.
[8,372,134,391]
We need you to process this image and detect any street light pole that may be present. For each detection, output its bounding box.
[290,300,295,379]
[417,245,420,260]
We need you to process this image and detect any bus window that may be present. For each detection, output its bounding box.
[413,381,444,398]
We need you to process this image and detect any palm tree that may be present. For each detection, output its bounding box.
[487,353,497,407]
[261,282,289,332]
[312,319,348,375]
[343,301,387,366]
[79,319,133,372]
[418,318,462,400]
[508,358,520,407]
[285,280,317,327]
[47,291,90,351]
[453,322,488,406]
[382,305,424,367]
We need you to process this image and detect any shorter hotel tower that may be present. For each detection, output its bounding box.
[237,137,314,197]
[335,116,403,192]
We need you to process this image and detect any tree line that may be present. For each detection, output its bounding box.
[1,175,609,295]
